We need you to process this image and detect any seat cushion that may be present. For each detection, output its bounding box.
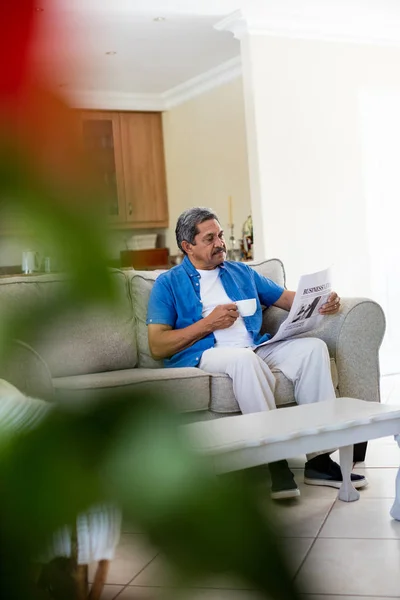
[53,367,211,413]
[209,358,339,413]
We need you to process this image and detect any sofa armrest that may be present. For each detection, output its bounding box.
[0,339,54,401]
[291,298,385,403]
[262,298,385,402]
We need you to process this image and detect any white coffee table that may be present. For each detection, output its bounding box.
[183,398,400,517]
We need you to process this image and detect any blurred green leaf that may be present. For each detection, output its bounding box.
[0,393,300,599]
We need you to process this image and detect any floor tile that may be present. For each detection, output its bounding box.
[130,555,173,587]
[360,437,400,468]
[385,393,400,405]
[277,538,314,576]
[381,374,400,404]
[99,584,125,599]
[89,534,158,585]
[380,374,399,402]
[116,588,158,599]
[119,588,263,600]
[267,497,335,538]
[131,556,250,590]
[352,467,398,498]
[168,591,263,600]
[117,588,157,599]
[295,538,400,596]
[319,498,400,538]
[300,596,395,600]
[132,538,314,589]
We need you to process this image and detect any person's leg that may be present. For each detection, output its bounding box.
[256,338,367,489]
[199,346,277,413]
[256,338,335,458]
[199,347,299,499]
[255,337,336,406]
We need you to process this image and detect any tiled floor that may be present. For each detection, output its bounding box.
[96,375,400,600]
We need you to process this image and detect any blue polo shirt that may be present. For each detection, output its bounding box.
[146,256,284,368]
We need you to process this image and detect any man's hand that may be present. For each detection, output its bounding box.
[319,292,341,315]
[206,303,239,330]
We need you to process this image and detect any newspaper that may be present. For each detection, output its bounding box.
[258,267,332,346]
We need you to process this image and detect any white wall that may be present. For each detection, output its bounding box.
[0,236,38,269]
[162,77,252,255]
[242,35,400,295]
[359,90,400,374]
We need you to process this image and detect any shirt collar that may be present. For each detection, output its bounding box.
[182,255,226,277]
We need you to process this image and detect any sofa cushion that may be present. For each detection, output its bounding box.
[53,367,210,412]
[247,258,286,287]
[209,358,339,413]
[127,270,165,369]
[0,271,137,377]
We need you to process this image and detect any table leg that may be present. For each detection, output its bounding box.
[338,445,360,502]
[390,435,400,520]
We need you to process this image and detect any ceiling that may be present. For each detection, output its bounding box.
[33,0,242,100]
[33,0,400,109]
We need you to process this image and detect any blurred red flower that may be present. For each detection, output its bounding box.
[1,0,36,100]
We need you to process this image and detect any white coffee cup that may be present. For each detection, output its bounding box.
[235,298,257,317]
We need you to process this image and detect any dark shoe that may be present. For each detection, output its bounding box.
[304,454,368,489]
[269,459,300,500]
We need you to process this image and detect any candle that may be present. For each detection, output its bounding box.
[228,195,233,225]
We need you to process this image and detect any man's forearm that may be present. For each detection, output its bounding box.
[274,290,296,311]
[149,319,214,360]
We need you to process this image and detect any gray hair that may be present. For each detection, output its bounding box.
[175,207,220,254]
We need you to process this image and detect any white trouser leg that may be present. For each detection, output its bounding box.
[256,337,336,460]
[255,337,336,406]
[199,347,277,413]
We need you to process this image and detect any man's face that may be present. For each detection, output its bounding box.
[183,219,227,270]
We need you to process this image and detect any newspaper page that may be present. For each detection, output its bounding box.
[258,267,332,346]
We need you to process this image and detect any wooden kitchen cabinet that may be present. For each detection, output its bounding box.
[119,112,168,228]
[80,111,169,229]
[80,111,127,224]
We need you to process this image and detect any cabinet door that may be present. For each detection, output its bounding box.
[80,111,126,223]
[119,112,169,228]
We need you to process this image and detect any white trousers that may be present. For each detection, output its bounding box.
[199,338,336,460]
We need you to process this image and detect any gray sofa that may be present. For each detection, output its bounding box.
[0,259,386,428]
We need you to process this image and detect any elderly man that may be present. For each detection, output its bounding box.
[147,207,367,499]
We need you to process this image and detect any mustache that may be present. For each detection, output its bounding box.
[213,246,226,255]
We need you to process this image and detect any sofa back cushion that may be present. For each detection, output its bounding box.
[0,270,137,377]
[128,270,164,368]
[247,258,286,288]
[245,258,287,337]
